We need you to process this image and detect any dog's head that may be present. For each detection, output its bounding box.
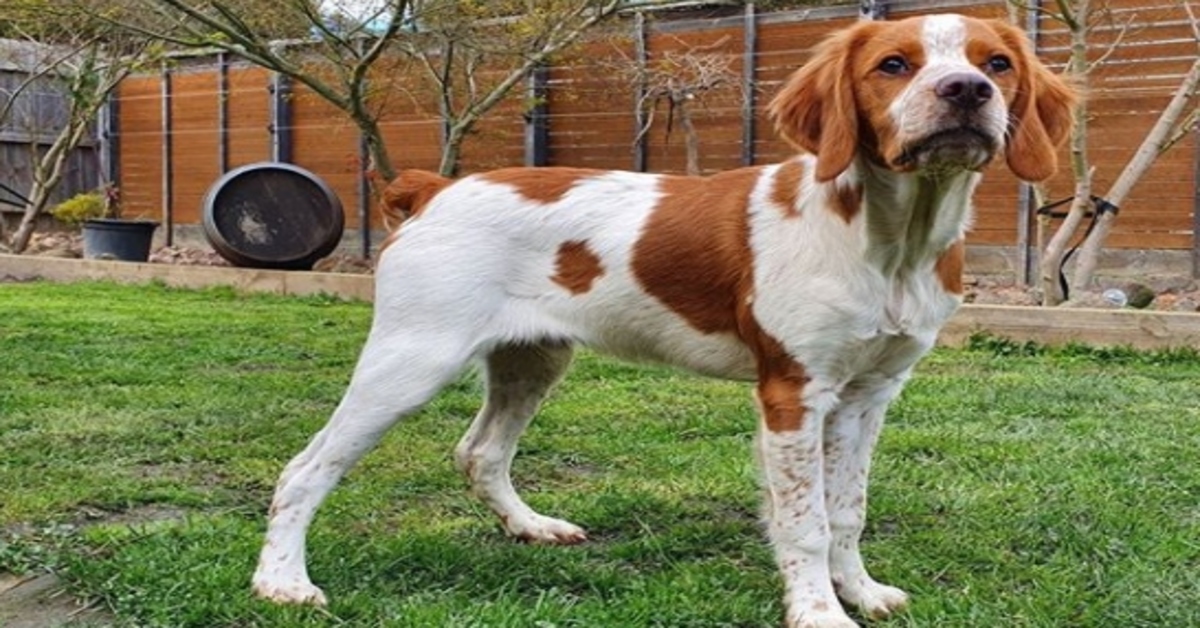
[769,14,1076,183]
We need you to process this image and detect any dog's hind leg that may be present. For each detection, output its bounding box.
[252,332,478,605]
[454,341,584,544]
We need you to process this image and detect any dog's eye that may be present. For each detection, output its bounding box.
[986,55,1013,74]
[877,56,910,75]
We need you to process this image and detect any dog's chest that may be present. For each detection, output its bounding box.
[748,232,961,382]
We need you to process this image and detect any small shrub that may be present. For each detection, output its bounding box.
[51,192,110,225]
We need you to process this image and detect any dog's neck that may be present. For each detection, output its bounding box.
[842,158,979,278]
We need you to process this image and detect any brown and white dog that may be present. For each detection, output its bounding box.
[253,14,1074,627]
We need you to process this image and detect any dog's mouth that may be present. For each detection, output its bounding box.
[893,127,999,174]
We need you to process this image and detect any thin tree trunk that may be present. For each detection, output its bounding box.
[1039,0,1090,305]
[11,185,54,253]
[678,102,700,176]
[356,116,394,183]
[439,125,465,178]
[1039,175,1090,304]
[10,120,89,253]
[1070,55,1200,292]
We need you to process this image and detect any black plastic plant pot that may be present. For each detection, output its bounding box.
[202,162,345,270]
[81,218,160,262]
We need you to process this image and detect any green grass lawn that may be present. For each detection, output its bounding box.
[2,280,1199,627]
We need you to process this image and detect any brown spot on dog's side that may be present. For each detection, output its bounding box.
[479,167,601,204]
[631,166,813,432]
[935,239,965,294]
[830,181,863,224]
[771,160,805,218]
[551,240,605,295]
[631,167,763,335]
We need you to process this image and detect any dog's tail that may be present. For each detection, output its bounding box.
[380,170,453,230]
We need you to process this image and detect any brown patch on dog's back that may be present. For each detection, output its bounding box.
[480,167,602,204]
[551,240,605,295]
[935,240,965,294]
[632,168,763,335]
[771,160,805,218]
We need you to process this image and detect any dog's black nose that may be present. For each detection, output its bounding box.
[935,73,994,109]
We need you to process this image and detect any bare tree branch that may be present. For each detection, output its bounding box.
[605,33,742,175]
[1085,12,1135,74]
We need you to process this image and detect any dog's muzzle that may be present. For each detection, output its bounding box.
[895,127,999,174]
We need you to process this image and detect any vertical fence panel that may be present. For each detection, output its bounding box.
[290,83,360,229]
[217,53,229,174]
[1194,125,1200,277]
[170,69,221,227]
[226,67,271,168]
[115,75,163,222]
[545,37,636,171]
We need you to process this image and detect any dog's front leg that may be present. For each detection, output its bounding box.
[823,374,910,620]
[756,375,857,628]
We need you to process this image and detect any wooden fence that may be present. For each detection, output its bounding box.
[108,0,1199,272]
[0,41,99,215]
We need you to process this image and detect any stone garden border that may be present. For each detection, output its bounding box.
[4,254,1199,350]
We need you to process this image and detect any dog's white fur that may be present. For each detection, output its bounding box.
[253,14,1073,627]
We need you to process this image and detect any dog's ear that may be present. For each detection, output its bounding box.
[991,20,1078,182]
[769,27,861,183]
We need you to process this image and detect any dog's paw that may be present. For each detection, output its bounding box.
[836,577,908,620]
[252,575,328,606]
[506,514,588,545]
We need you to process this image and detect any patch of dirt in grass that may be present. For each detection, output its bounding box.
[70,503,190,529]
[0,572,112,628]
[1,504,190,627]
